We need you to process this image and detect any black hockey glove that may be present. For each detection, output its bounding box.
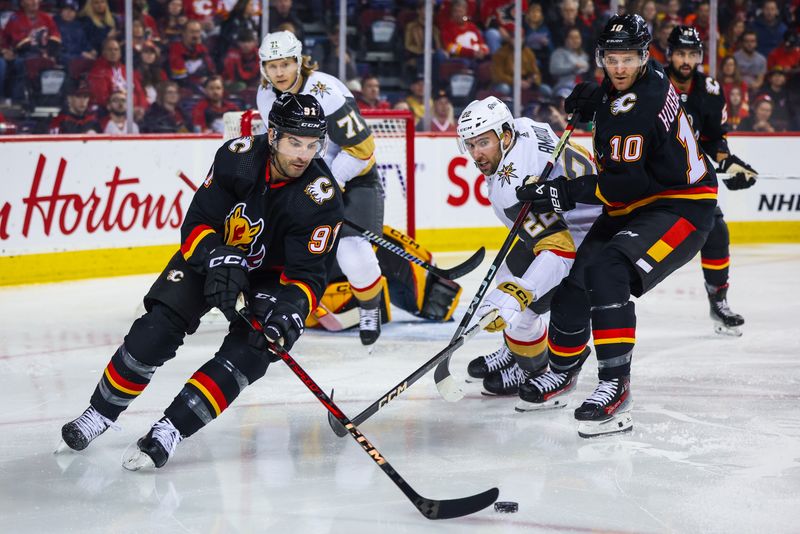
[564,82,604,120]
[203,245,249,321]
[718,155,757,190]
[262,301,306,352]
[516,175,575,213]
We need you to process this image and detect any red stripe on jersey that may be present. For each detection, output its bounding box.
[279,273,318,312]
[180,224,213,255]
[543,249,577,259]
[660,218,697,249]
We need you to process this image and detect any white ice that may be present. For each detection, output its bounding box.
[1,244,799,533]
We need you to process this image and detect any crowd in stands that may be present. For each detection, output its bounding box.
[0,0,798,135]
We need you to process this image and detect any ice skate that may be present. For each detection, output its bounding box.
[482,362,529,396]
[358,306,381,349]
[574,376,633,438]
[515,348,590,412]
[466,345,514,383]
[56,406,119,453]
[707,284,744,337]
[123,418,182,471]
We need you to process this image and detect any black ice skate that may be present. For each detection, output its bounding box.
[574,376,633,438]
[358,306,381,348]
[466,345,514,383]
[482,363,529,396]
[122,417,183,471]
[56,406,118,453]
[707,284,744,337]
[515,348,590,412]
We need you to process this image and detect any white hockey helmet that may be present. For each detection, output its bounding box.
[259,31,303,86]
[456,96,515,154]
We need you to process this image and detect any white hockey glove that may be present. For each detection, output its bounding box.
[718,154,757,190]
[477,280,534,333]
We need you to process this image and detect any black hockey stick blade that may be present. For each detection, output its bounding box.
[433,246,486,280]
[327,389,348,437]
[414,486,500,520]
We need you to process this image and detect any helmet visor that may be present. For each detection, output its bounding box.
[596,49,649,69]
[272,131,328,159]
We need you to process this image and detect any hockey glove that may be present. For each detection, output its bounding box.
[477,280,534,333]
[564,82,604,120]
[263,301,306,352]
[203,245,249,322]
[719,155,757,190]
[516,175,575,213]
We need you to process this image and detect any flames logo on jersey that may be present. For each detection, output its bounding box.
[305,176,336,204]
[224,203,266,269]
[610,93,637,115]
[496,162,518,186]
[310,81,331,98]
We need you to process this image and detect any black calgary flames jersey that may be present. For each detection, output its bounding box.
[179,135,344,318]
[592,61,718,227]
[668,67,730,159]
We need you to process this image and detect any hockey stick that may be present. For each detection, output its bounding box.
[234,296,499,520]
[717,173,800,180]
[344,219,486,280]
[433,113,582,402]
[326,310,499,438]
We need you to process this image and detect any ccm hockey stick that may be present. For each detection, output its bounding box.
[235,296,499,520]
[345,220,486,280]
[326,310,499,438]
[433,112,582,402]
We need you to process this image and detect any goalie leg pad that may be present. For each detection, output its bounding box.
[420,275,462,321]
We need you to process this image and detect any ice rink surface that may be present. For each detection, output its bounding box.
[1,244,799,533]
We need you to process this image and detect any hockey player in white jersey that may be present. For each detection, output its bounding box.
[256,30,385,347]
[456,97,600,408]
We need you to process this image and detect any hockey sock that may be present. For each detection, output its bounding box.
[701,255,730,288]
[547,281,591,371]
[591,301,636,380]
[351,276,385,309]
[90,344,156,421]
[505,330,548,373]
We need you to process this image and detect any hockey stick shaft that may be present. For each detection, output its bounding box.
[326,310,499,438]
[717,173,800,180]
[344,219,485,280]
[433,114,581,401]
[234,296,499,520]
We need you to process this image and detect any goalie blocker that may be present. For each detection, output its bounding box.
[307,226,463,331]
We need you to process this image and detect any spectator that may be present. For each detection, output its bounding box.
[55,0,96,67]
[757,66,795,131]
[182,0,217,32]
[490,36,541,95]
[683,2,710,44]
[133,0,160,41]
[404,4,443,79]
[141,79,188,132]
[87,37,147,110]
[553,0,579,48]
[50,82,101,133]
[356,75,391,111]
[318,25,358,81]
[523,2,553,72]
[190,75,237,133]
[649,19,676,65]
[529,94,567,131]
[719,55,750,115]
[718,18,745,60]
[576,0,603,56]
[101,89,139,134]
[404,74,431,126]
[752,0,787,57]
[734,31,767,91]
[218,0,259,65]
[738,94,776,132]
[168,20,215,89]
[481,0,529,54]
[429,89,456,132]
[268,0,305,45]
[726,85,749,131]
[79,0,120,54]
[657,0,683,26]
[159,0,187,43]
[767,30,800,74]
[137,40,167,105]
[439,0,489,60]
[639,0,657,37]
[222,30,259,93]
[549,27,589,93]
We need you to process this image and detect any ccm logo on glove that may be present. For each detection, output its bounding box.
[209,255,249,269]
[499,282,532,310]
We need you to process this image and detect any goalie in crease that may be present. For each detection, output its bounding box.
[456,96,601,405]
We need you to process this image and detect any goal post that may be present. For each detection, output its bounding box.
[223,109,416,238]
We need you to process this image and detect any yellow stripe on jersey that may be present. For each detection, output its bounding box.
[533,229,576,256]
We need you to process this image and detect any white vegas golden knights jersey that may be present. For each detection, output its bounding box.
[487,117,601,251]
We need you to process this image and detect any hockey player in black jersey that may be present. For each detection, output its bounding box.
[57,93,344,469]
[516,14,717,437]
[666,25,758,336]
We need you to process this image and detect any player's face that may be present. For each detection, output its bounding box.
[271,131,325,179]
[464,130,504,176]
[602,50,644,92]
[265,58,299,92]
[670,48,701,77]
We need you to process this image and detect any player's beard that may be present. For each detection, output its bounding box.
[670,62,695,83]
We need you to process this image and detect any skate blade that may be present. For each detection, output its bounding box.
[54,439,74,454]
[464,376,482,384]
[577,412,633,438]
[514,397,570,412]
[122,450,156,471]
[481,390,518,397]
[713,323,743,337]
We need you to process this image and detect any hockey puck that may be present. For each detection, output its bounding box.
[494,501,519,513]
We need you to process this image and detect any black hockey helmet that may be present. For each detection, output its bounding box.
[667,25,703,55]
[268,93,327,140]
[595,14,652,67]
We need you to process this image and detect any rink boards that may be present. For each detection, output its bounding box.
[1,132,798,285]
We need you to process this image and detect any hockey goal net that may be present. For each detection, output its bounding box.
[223,109,416,237]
